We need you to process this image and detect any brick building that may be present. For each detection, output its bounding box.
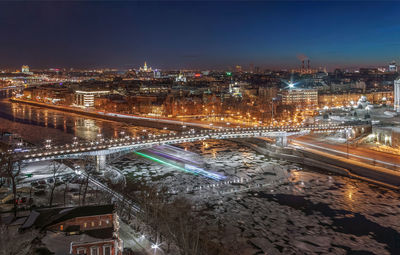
[20,204,123,255]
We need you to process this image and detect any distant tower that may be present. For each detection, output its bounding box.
[143,61,148,71]
[21,65,29,73]
[394,79,400,112]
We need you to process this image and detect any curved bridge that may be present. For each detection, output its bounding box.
[12,123,366,163]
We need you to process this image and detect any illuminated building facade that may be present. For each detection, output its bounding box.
[281,88,318,105]
[139,61,152,72]
[21,65,32,74]
[229,81,242,97]
[395,79,400,112]
[75,90,110,108]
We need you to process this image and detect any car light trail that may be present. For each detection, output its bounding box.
[147,148,200,165]
[292,140,399,169]
[134,151,225,181]
[147,145,202,165]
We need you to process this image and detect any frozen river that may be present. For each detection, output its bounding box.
[0,97,166,145]
[112,140,400,255]
[2,95,400,254]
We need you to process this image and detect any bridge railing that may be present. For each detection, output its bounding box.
[12,123,357,161]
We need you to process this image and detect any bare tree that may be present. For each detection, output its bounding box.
[48,160,64,207]
[81,157,95,206]
[63,174,73,207]
[0,152,21,217]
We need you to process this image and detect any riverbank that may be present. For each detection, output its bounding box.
[9,98,207,131]
[236,138,400,190]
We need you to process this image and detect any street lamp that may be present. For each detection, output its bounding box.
[346,128,351,159]
[45,139,52,149]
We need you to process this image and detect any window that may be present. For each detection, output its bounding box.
[60,225,63,231]
[84,222,87,228]
[90,247,98,255]
[106,220,110,225]
[103,246,111,255]
[99,221,102,226]
[91,221,95,227]
[77,248,86,254]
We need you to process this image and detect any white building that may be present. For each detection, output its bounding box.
[389,61,397,72]
[21,65,32,74]
[281,88,318,106]
[395,79,400,112]
[75,90,110,108]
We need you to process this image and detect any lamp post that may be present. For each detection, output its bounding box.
[45,139,52,149]
[346,128,351,159]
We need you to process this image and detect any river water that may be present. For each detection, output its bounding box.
[0,96,164,145]
[1,95,400,254]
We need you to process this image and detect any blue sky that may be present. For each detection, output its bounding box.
[1,1,399,70]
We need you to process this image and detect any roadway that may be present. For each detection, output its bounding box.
[14,123,352,162]
[292,135,400,170]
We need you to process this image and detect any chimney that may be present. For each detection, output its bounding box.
[307,59,310,70]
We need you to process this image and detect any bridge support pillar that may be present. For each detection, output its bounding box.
[275,136,288,147]
[96,155,106,171]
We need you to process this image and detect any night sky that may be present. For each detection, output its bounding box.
[1,1,400,70]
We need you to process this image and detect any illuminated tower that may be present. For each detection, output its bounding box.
[143,61,148,71]
[394,79,400,112]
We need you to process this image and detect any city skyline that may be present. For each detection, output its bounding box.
[2,2,400,253]
[1,1,400,70]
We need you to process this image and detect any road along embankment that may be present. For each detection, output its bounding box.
[235,138,400,190]
[9,98,206,131]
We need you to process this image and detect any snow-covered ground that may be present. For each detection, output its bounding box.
[112,140,400,255]
[19,161,74,183]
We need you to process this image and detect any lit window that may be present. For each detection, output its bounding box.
[99,221,102,226]
[60,225,63,231]
[91,221,95,227]
[84,222,87,228]
[106,220,110,225]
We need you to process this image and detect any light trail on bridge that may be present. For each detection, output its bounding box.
[147,145,203,166]
[292,140,400,170]
[134,151,226,181]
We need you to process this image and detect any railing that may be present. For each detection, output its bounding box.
[13,123,358,161]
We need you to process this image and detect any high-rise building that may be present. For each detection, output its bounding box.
[394,79,400,112]
[139,61,152,72]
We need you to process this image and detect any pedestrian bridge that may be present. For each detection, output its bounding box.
[12,123,365,163]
